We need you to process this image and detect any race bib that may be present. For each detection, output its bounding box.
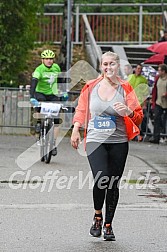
[94,116,116,132]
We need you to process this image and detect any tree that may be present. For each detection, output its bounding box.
[0,0,49,86]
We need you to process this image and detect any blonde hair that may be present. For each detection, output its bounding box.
[101,51,120,64]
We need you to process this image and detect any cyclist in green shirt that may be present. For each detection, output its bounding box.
[30,49,62,156]
[30,49,61,100]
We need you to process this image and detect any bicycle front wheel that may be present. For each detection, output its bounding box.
[39,122,45,162]
[43,122,54,164]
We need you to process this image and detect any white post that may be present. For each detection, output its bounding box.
[67,0,72,72]
[139,5,143,45]
[75,5,79,43]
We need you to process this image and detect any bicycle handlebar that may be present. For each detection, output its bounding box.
[40,102,68,115]
[29,99,68,116]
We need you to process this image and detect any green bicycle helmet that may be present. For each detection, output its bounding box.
[41,49,55,59]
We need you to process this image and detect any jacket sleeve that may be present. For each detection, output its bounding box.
[72,84,89,127]
[125,83,144,126]
[130,105,143,127]
[30,78,38,98]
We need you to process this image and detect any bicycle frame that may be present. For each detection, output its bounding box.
[33,101,71,164]
[37,102,63,164]
[40,115,55,163]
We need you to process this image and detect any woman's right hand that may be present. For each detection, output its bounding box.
[71,128,81,149]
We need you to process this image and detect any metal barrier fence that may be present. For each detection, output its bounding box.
[37,3,167,44]
[0,87,31,135]
[0,87,79,135]
[0,87,166,141]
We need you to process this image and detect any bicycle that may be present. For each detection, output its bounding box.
[34,102,68,164]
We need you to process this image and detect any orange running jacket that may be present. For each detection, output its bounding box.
[73,75,143,142]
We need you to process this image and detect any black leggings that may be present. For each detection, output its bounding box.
[86,142,129,224]
[153,105,167,141]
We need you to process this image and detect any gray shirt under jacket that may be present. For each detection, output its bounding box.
[86,83,128,143]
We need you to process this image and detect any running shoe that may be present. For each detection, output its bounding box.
[103,224,116,241]
[35,123,41,133]
[52,147,57,156]
[89,217,103,237]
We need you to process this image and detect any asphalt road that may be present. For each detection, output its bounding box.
[0,135,167,252]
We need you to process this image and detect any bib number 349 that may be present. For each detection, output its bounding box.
[94,116,116,132]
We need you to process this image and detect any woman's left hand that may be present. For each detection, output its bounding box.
[113,102,134,117]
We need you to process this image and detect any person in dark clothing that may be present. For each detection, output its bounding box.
[159,29,167,64]
[159,29,167,42]
[150,64,167,144]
